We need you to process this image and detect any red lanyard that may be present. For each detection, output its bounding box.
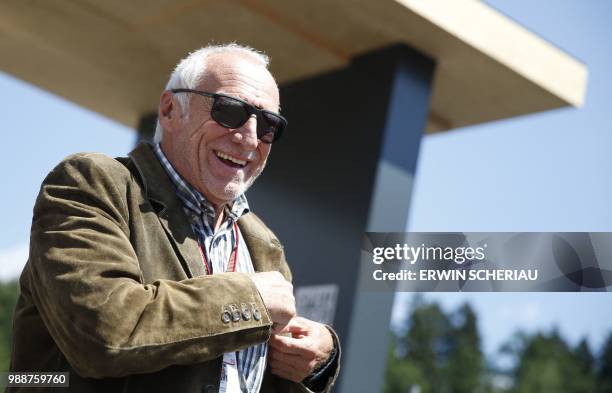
[197,222,240,275]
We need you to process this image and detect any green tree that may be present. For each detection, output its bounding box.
[598,331,612,393]
[0,280,20,371]
[513,333,567,393]
[568,339,596,393]
[509,331,596,393]
[447,304,484,393]
[574,338,594,372]
[404,302,452,393]
[385,338,428,393]
[389,298,487,393]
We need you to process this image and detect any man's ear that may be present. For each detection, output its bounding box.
[158,90,180,133]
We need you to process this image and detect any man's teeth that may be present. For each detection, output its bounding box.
[216,151,246,166]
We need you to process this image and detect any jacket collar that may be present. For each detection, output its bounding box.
[128,142,282,276]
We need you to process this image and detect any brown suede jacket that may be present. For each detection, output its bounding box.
[9,143,340,393]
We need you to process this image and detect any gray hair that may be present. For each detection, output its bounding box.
[153,43,270,143]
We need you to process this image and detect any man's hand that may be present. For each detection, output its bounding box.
[249,271,296,332]
[268,317,334,383]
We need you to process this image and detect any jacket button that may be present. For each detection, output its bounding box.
[202,385,217,393]
[221,310,231,324]
[251,303,261,321]
[229,304,241,322]
[241,303,251,321]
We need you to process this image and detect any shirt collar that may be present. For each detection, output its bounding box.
[153,143,250,221]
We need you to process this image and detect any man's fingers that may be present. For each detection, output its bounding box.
[281,316,308,333]
[276,323,293,335]
[269,346,308,367]
[271,322,289,334]
[270,359,309,383]
[275,320,306,337]
[249,272,296,328]
[269,317,335,382]
[269,334,309,355]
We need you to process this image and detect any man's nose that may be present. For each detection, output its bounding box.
[233,115,259,149]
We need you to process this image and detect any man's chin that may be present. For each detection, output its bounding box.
[207,174,259,205]
[218,182,249,204]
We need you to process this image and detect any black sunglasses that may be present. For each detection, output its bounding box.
[170,88,287,143]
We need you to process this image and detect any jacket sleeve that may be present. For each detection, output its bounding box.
[301,326,341,393]
[270,325,341,393]
[26,154,272,378]
[271,248,341,393]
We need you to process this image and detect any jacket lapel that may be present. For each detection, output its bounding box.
[238,213,284,275]
[128,143,207,278]
[127,142,285,279]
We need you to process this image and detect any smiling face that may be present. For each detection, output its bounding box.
[159,52,280,208]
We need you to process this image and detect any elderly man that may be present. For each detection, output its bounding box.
[10,44,339,393]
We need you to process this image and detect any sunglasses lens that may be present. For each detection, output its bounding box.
[258,113,285,143]
[209,94,285,143]
[211,97,249,128]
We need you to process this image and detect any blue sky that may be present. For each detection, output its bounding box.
[402,0,612,362]
[0,76,134,279]
[1,0,611,365]
[409,0,612,232]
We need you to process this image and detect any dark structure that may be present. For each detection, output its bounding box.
[249,44,434,393]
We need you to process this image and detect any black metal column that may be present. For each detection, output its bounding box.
[248,44,435,392]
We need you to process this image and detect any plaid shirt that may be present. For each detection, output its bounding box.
[154,144,267,393]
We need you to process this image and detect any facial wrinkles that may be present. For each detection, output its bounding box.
[181,55,278,204]
[205,67,277,148]
[204,62,279,113]
[176,96,211,174]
